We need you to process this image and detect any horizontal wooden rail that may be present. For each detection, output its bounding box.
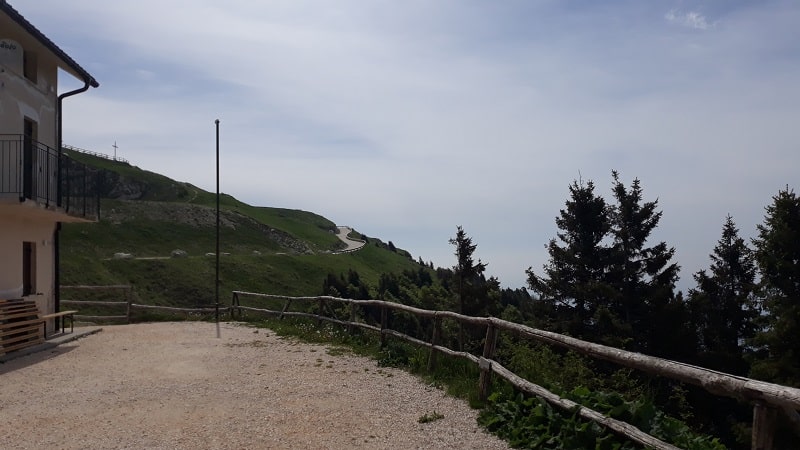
[493,318,800,410]
[63,283,227,324]
[62,300,127,306]
[74,315,128,321]
[61,285,132,290]
[232,291,800,449]
[130,304,227,314]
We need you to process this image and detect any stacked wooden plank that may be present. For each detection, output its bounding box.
[0,299,44,356]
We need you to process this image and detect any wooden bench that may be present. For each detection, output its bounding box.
[1,300,80,356]
[0,299,45,356]
[41,310,78,336]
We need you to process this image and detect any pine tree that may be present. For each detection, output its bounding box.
[688,215,757,374]
[449,226,487,312]
[526,179,612,340]
[449,226,493,350]
[751,188,800,386]
[606,171,682,355]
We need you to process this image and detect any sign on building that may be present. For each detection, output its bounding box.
[0,39,23,73]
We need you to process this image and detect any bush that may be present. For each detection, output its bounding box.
[478,388,727,450]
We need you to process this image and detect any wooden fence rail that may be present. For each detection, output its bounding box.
[61,285,228,323]
[62,285,133,323]
[231,290,800,450]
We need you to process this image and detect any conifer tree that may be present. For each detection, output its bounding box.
[449,226,487,313]
[605,171,682,355]
[751,188,800,386]
[688,215,757,374]
[527,179,612,340]
[449,226,496,349]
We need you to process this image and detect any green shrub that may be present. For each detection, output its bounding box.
[478,388,727,450]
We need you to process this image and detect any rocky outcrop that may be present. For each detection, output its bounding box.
[100,171,147,200]
[98,170,191,201]
[103,200,313,254]
[249,219,313,254]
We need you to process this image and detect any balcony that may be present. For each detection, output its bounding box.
[0,134,99,221]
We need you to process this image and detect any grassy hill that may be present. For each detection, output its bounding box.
[60,152,423,307]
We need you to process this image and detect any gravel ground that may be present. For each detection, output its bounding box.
[0,322,509,449]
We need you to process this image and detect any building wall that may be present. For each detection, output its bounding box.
[2,21,61,204]
[0,214,56,318]
[1,13,61,323]
[1,14,60,146]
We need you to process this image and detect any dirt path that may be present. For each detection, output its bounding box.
[334,226,366,253]
[0,322,507,449]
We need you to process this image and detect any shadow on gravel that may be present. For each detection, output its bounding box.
[0,346,78,374]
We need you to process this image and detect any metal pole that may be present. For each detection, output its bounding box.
[215,119,221,339]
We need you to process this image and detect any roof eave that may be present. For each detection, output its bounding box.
[0,0,99,88]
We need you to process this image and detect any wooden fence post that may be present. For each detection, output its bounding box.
[231,292,239,320]
[752,401,776,450]
[380,306,388,348]
[317,298,325,325]
[478,323,498,402]
[348,304,357,335]
[125,288,132,324]
[427,315,442,372]
[279,299,292,320]
[324,301,340,321]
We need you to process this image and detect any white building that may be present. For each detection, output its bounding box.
[1,0,99,326]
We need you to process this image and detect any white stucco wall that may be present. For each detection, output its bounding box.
[2,21,61,204]
[1,15,60,146]
[1,11,64,318]
[0,215,56,317]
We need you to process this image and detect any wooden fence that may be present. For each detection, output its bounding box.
[62,285,133,323]
[231,290,800,450]
[61,285,226,323]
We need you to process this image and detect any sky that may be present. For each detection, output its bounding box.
[14,1,800,292]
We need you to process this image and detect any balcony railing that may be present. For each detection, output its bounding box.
[0,134,100,220]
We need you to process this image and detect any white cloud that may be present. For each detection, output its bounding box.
[665,9,712,30]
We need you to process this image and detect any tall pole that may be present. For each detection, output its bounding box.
[215,119,221,338]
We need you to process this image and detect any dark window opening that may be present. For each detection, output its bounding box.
[23,50,37,83]
[23,242,36,296]
[22,118,37,200]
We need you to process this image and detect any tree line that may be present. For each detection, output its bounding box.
[319,171,798,447]
[526,172,798,388]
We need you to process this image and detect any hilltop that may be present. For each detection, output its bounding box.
[59,150,423,307]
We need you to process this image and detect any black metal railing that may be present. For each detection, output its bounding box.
[0,134,99,220]
[60,152,100,219]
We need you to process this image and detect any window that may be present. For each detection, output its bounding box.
[23,242,36,296]
[23,49,37,83]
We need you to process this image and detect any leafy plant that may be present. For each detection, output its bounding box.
[418,411,444,423]
[478,388,727,450]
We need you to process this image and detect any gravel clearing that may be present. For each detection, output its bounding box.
[0,322,509,449]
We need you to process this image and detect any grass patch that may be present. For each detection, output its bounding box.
[60,248,422,309]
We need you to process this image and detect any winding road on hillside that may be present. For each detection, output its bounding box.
[334,226,366,253]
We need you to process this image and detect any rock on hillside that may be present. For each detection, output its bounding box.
[96,166,193,201]
[99,170,146,200]
[104,200,313,254]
